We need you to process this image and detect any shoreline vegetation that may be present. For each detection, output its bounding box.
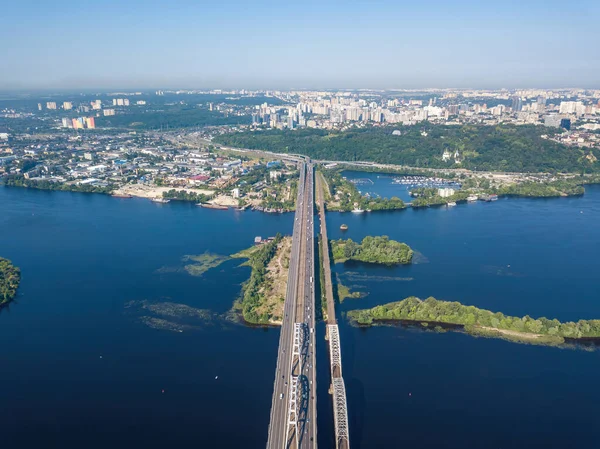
[231,234,289,325]
[331,236,413,265]
[348,296,600,347]
[0,258,21,306]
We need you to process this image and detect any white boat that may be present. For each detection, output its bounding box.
[152,198,170,203]
[467,195,478,202]
[447,202,457,207]
[351,208,365,213]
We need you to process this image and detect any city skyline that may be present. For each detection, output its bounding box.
[2,0,599,90]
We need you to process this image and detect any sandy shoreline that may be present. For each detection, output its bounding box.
[112,184,214,199]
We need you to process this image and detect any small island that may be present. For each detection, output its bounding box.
[348,296,600,346]
[331,236,413,265]
[0,257,21,306]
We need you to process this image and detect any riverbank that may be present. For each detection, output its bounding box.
[347,296,600,347]
[0,257,21,306]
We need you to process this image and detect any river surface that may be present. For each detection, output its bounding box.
[2,181,600,448]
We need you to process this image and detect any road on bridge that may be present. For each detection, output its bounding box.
[266,161,317,449]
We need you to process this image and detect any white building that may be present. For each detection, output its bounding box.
[438,188,456,198]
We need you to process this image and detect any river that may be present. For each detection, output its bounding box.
[1,180,600,448]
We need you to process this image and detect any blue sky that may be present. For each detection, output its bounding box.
[1,0,599,89]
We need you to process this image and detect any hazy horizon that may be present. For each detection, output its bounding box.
[2,0,599,90]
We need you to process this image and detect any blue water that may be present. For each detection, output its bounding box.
[328,182,600,448]
[2,182,600,448]
[0,188,330,448]
[341,170,458,203]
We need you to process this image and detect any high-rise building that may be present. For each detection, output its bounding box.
[85,117,95,129]
[511,96,523,112]
[62,118,72,128]
[72,118,84,129]
[37,103,42,111]
[46,102,57,110]
[560,118,571,131]
[91,100,102,110]
[103,109,115,116]
[63,102,73,110]
[123,99,130,106]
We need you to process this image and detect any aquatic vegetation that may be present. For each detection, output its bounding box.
[341,272,413,282]
[183,252,230,277]
[126,300,217,332]
[335,273,364,302]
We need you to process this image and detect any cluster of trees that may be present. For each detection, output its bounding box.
[0,258,20,306]
[410,187,470,207]
[2,174,114,194]
[331,236,413,265]
[494,180,585,197]
[214,124,600,174]
[348,296,600,340]
[162,189,211,203]
[239,235,283,324]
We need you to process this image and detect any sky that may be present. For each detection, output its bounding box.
[1,0,599,90]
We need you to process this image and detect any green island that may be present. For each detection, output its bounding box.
[231,234,290,325]
[214,124,600,174]
[0,257,21,306]
[331,236,413,265]
[347,296,600,346]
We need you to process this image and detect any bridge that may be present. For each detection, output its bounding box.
[266,161,317,449]
[266,163,349,449]
[317,170,350,449]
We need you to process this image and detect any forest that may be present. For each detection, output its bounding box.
[214,124,600,174]
[0,257,21,306]
[348,296,600,341]
[331,236,413,265]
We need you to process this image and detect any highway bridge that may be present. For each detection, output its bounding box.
[266,161,317,449]
[266,163,349,449]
